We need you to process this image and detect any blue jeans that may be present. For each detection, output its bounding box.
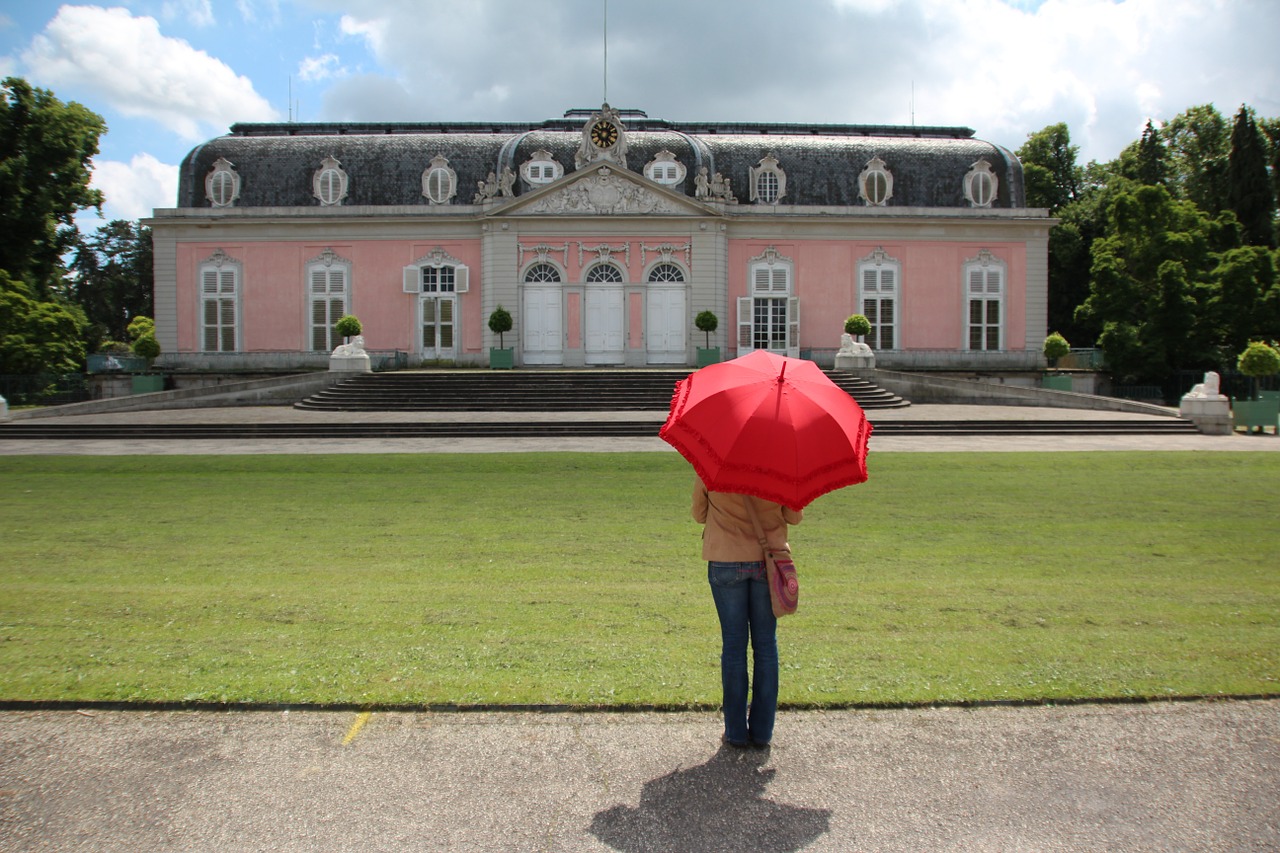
[708,561,778,745]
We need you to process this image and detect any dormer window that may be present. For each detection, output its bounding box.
[750,154,786,204]
[520,150,563,185]
[964,159,998,208]
[644,150,686,186]
[313,156,348,206]
[422,155,457,205]
[205,158,240,208]
[858,156,893,206]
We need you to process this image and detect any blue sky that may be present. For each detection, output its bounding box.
[2,0,1277,228]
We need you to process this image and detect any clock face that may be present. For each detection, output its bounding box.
[590,120,619,149]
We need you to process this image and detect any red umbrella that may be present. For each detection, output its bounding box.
[659,350,872,510]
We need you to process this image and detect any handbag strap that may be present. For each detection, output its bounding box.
[741,495,770,556]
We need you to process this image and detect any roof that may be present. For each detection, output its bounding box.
[175,113,1025,210]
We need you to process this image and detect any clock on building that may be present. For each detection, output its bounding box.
[590,119,619,149]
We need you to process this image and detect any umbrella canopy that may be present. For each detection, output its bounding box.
[659,350,872,510]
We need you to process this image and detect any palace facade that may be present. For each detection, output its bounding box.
[148,105,1052,371]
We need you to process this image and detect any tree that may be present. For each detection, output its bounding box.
[66,220,153,347]
[1017,123,1082,211]
[1042,332,1070,366]
[0,271,86,374]
[1116,120,1168,187]
[695,310,718,348]
[1225,106,1276,247]
[1162,104,1230,213]
[0,78,105,293]
[487,306,512,348]
[1209,246,1278,358]
[1075,185,1219,382]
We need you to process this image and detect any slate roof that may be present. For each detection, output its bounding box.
[175,113,1025,210]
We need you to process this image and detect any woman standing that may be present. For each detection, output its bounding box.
[692,478,802,748]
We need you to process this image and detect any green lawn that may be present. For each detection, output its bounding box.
[0,452,1276,707]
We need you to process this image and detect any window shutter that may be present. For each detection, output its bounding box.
[403,265,420,293]
[753,267,771,294]
[311,269,328,294]
[737,296,753,351]
[454,264,469,293]
[787,296,800,358]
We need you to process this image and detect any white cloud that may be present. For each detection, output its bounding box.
[298,53,345,82]
[22,5,278,140]
[162,0,215,28]
[90,153,180,222]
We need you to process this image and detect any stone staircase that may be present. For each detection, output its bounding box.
[292,369,910,412]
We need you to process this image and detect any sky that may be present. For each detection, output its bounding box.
[1,0,1278,229]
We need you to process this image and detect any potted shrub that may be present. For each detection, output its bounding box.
[695,310,720,366]
[843,313,871,342]
[1041,331,1073,390]
[130,332,164,394]
[334,314,362,344]
[488,305,514,369]
[1234,340,1280,433]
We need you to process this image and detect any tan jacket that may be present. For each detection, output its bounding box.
[691,478,803,562]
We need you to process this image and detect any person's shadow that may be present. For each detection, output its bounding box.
[589,745,832,852]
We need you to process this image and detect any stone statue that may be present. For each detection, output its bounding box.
[1184,371,1225,400]
[835,332,874,370]
[499,166,516,197]
[331,335,367,358]
[694,166,711,199]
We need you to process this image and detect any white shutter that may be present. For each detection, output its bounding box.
[737,296,754,352]
[787,296,800,358]
[403,265,420,293]
[202,269,219,294]
[454,264,469,293]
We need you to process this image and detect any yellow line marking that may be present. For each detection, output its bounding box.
[341,711,372,746]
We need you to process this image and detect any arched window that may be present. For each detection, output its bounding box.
[647,263,685,283]
[750,154,786,204]
[422,154,457,205]
[205,158,240,208]
[523,263,562,283]
[858,156,893,206]
[644,151,686,186]
[585,264,624,283]
[313,156,348,206]
[308,249,350,352]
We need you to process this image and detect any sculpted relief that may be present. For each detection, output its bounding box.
[523,167,684,215]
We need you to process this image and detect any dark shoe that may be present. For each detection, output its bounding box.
[750,740,771,750]
[721,735,749,749]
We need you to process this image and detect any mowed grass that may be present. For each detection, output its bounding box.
[0,452,1276,707]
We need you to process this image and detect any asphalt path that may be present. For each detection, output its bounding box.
[2,403,1278,850]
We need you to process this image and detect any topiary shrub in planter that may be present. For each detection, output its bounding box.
[335,315,362,343]
[488,305,514,369]
[844,314,871,341]
[695,310,720,366]
[1042,331,1070,368]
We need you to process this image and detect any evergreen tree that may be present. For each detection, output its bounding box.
[1134,120,1167,187]
[67,220,154,347]
[1226,106,1276,247]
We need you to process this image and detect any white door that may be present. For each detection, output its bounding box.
[522,287,563,364]
[646,287,686,364]
[585,288,625,364]
[420,295,456,360]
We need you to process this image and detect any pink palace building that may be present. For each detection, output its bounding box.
[147,104,1052,372]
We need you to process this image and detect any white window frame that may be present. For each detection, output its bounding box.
[646,262,685,284]
[205,158,240,208]
[307,249,351,352]
[644,150,687,186]
[964,159,998,208]
[520,150,563,185]
[964,250,1006,351]
[198,249,240,352]
[738,247,798,357]
[585,263,625,284]
[750,154,787,204]
[858,247,899,351]
[523,262,563,284]
[858,156,893,206]
[403,248,470,295]
[313,156,349,207]
[422,154,457,205]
